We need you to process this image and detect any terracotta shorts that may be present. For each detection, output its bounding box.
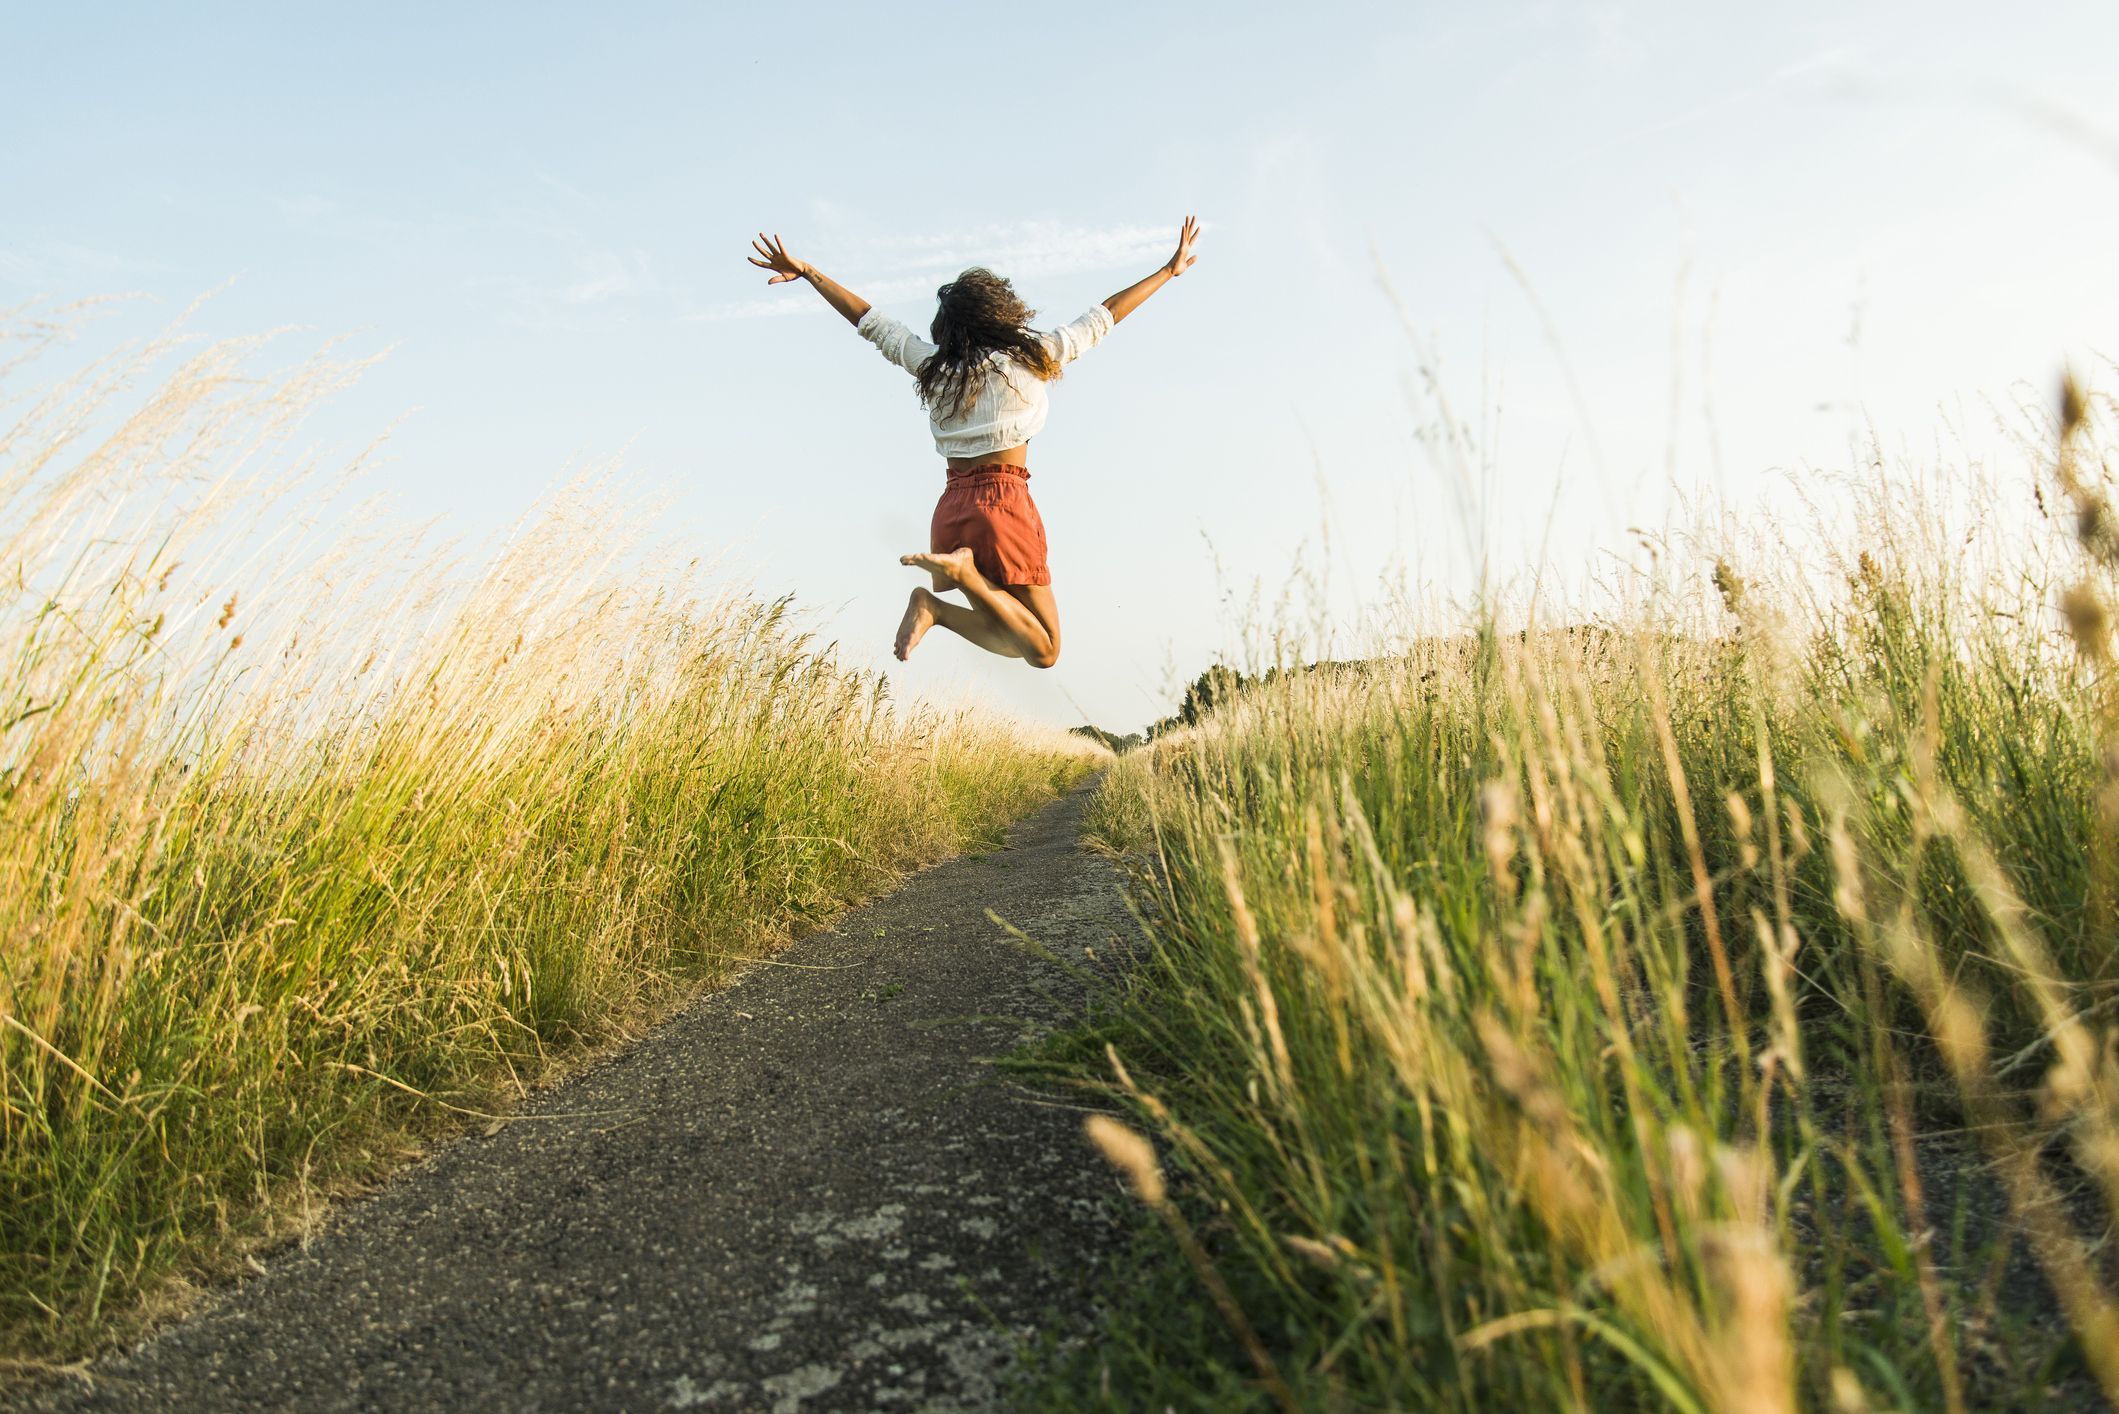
[930,464,1051,587]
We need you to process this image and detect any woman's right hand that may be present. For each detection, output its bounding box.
[1164,216,1201,277]
[748,232,810,284]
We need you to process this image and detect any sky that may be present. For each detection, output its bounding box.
[5,1,2118,732]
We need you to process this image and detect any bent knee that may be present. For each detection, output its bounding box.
[1027,645,1061,669]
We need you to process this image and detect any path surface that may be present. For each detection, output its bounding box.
[33,782,1130,1413]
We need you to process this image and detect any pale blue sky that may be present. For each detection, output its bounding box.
[6,2,2117,730]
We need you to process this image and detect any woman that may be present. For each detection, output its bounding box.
[746,217,1201,667]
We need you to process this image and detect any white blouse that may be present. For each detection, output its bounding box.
[856,302,1116,457]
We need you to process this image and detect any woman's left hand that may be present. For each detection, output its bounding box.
[1165,216,1201,277]
[748,232,809,284]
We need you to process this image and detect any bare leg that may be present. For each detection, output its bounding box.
[901,587,1023,660]
[896,549,1062,667]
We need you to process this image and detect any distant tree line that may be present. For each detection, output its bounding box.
[1068,724,1145,753]
[1073,659,1380,754]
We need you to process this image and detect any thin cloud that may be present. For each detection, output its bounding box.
[496,241,664,330]
[1985,87,2119,175]
[688,218,1181,324]
[873,219,1175,278]
[275,193,337,226]
[1771,46,1862,85]
[690,296,833,322]
[0,239,174,292]
[560,248,657,306]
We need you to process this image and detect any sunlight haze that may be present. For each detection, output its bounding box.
[6,0,2116,731]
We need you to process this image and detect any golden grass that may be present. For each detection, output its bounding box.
[0,308,1099,1361]
[1071,376,2119,1408]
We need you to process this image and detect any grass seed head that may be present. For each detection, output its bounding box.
[1104,1041,1137,1093]
[1479,779,1518,891]
[1828,816,1866,925]
[1829,1366,1870,1412]
[2061,581,2110,664]
[1782,800,1812,860]
[1726,792,1759,870]
[2076,500,2119,565]
[1084,1114,1165,1206]
[1724,792,1752,842]
[1713,558,1748,616]
[1941,996,1983,1085]
[1283,1233,1341,1271]
[1667,1124,1706,1223]
[1708,1227,1796,1414]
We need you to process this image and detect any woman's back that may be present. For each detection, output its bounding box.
[855,303,1114,458]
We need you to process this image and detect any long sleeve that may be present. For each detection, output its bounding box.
[1040,303,1116,366]
[856,309,936,375]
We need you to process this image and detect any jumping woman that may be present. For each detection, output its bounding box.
[746,217,1201,668]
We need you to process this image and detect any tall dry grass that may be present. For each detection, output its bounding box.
[0,307,1097,1362]
[1062,377,2119,1409]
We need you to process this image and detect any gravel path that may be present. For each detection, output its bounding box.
[29,781,1128,1412]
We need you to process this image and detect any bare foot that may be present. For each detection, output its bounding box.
[894,587,938,661]
[899,547,978,588]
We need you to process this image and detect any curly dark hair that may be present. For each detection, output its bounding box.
[913,267,1061,418]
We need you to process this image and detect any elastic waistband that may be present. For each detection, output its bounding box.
[945,462,1030,483]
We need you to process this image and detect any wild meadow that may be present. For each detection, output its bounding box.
[0,308,1096,1365]
[1052,374,2119,1410]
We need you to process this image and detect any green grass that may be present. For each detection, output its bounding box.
[0,315,1100,1363]
[1033,381,2119,1410]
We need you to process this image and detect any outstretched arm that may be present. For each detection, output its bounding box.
[1100,216,1201,325]
[749,232,870,326]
